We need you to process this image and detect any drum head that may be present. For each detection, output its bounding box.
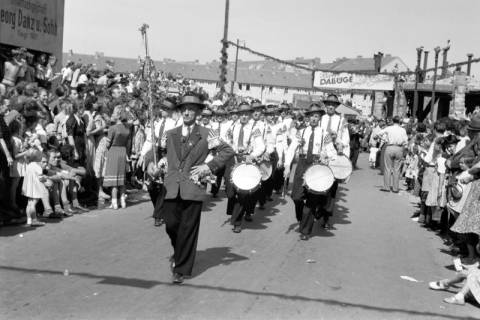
[304,164,334,193]
[329,155,352,180]
[231,163,262,191]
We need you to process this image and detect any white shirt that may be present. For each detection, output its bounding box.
[181,124,195,137]
[378,124,408,146]
[321,113,350,157]
[284,125,337,169]
[230,121,265,157]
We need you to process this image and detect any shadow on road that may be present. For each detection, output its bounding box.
[193,246,249,277]
[0,264,475,320]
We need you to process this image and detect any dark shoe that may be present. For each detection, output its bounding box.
[258,204,265,210]
[300,234,308,241]
[73,204,89,213]
[244,214,253,222]
[172,273,184,284]
[232,225,242,233]
[380,188,390,192]
[154,218,164,227]
[323,223,333,230]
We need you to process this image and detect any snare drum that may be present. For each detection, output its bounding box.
[303,164,334,194]
[231,163,262,194]
[328,155,352,181]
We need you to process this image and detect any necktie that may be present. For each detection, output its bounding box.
[238,124,245,149]
[327,116,332,134]
[306,126,315,162]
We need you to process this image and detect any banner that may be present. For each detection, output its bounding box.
[313,70,395,91]
[0,0,64,56]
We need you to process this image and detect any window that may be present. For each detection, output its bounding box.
[215,82,220,88]
[284,88,288,94]
[246,84,250,91]
[350,93,354,99]
[238,83,243,90]
[364,93,368,100]
[269,86,273,93]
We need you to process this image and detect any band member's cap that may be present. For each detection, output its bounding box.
[305,102,326,115]
[323,94,341,105]
[251,100,265,110]
[177,94,205,109]
[201,108,213,117]
[237,102,252,112]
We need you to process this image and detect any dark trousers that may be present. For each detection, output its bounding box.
[210,166,225,196]
[272,167,285,193]
[299,193,330,235]
[350,147,360,168]
[163,196,203,276]
[148,182,166,219]
[231,192,256,226]
[258,177,274,206]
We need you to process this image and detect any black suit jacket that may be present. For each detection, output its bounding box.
[164,125,234,201]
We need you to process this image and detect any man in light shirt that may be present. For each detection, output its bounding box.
[377,116,408,192]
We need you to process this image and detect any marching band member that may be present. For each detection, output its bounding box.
[320,94,350,158]
[226,102,265,233]
[159,93,234,284]
[284,103,337,240]
[257,106,278,208]
[320,94,351,229]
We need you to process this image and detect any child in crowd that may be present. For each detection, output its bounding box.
[22,150,49,226]
[9,120,28,213]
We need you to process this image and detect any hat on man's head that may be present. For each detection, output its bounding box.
[467,114,480,132]
[278,103,289,111]
[214,109,227,116]
[237,101,252,113]
[251,100,265,110]
[264,105,277,115]
[176,92,205,109]
[323,94,341,106]
[305,103,326,115]
[201,108,213,117]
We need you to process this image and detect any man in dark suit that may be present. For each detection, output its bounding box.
[161,93,234,284]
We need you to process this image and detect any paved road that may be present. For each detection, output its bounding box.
[1,154,479,320]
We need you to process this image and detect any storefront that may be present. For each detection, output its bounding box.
[0,0,64,82]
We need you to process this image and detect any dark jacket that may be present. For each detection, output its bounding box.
[164,125,234,202]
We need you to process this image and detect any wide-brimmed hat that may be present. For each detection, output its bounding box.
[305,103,326,115]
[201,108,213,117]
[237,102,252,113]
[264,106,278,115]
[323,94,341,106]
[176,94,205,109]
[214,109,227,116]
[251,100,265,110]
[467,114,480,131]
[278,103,289,111]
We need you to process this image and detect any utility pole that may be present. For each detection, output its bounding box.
[219,0,230,96]
[231,38,240,95]
[467,54,474,76]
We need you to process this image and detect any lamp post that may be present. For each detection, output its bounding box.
[467,54,474,76]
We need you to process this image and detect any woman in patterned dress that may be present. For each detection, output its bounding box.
[93,107,110,201]
[451,136,480,264]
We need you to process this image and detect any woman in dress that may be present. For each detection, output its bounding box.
[450,137,480,265]
[93,103,110,201]
[9,120,28,213]
[103,107,131,209]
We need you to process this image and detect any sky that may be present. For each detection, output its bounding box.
[63,0,480,75]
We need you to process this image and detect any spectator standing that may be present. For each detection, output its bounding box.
[378,116,408,192]
[103,109,131,209]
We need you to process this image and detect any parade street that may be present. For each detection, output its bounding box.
[1,154,479,320]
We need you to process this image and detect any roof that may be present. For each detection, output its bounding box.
[62,52,406,90]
